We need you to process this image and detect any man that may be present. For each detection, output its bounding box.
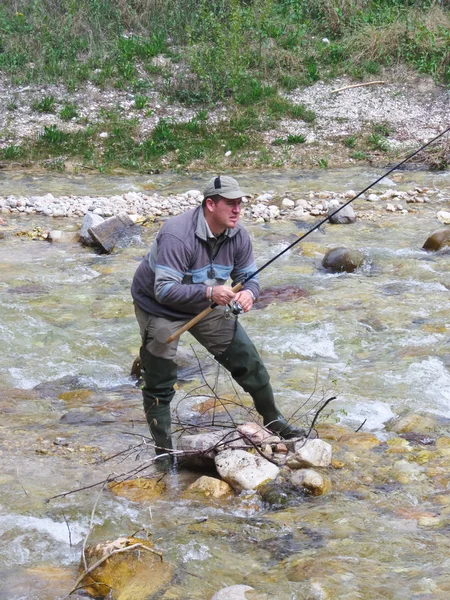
[131,175,305,463]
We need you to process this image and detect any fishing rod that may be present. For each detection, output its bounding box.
[164,125,450,343]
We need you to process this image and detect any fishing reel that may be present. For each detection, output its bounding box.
[225,299,244,319]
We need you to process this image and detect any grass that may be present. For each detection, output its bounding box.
[0,0,448,171]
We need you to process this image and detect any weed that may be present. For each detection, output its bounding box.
[351,150,370,160]
[318,158,328,168]
[7,100,18,111]
[59,103,78,121]
[344,136,356,148]
[134,95,148,110]
[272,134,306,145]
[32,96,56,113]
[2,145,23,159]
[368,132,389,152]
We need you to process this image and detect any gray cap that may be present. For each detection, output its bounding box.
[203,175,249,199]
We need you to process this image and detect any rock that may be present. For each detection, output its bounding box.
[178,429,239,469]
[385,411,450,435]
[79,212,104,246]
[290,468,331,496]
[338,432,381,450]
[328,203,356,224]
[185,475,233,499]
[422,228,450,251]
[210,584,265,600]
[214,449,280,491]
[437,210,450,224]
[322,247,364,273]
[108,478,166,502]
[88,212,135,252]
[77,536,174,599]
[237,422,275,444]
[293,439,332,467]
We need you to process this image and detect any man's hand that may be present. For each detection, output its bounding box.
[234,290,254,313]
[211,285,236,306]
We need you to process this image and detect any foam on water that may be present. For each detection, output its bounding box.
[405,357,450,415]
[256,322,337,359]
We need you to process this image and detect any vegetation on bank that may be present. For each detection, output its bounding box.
[1,0,449,172]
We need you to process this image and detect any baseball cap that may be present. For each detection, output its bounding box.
[203,175,249,199]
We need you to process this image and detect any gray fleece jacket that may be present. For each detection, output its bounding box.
[131,206,259,319]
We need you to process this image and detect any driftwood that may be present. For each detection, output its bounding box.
[331,80,385,93]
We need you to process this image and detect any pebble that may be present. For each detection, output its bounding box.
[0,187,437,222]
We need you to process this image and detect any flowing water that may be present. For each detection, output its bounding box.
[1,168,450,599]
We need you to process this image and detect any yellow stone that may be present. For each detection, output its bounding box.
[78,536,174,600]
[338,432,381,450]
[316,423,351,440]
[185,475,233,499]
[58,389,93,402]
[109,478,166,502]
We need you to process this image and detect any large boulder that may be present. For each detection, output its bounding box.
[422,228,450,251]
[322,247,364,273]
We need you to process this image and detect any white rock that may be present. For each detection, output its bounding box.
[210,585,259,600]
[282,198,295,208]
[437,210,450,224]
[214,449,280,491]
[293,439,332,467]
[386,203,396,212]
[367,194,379,202]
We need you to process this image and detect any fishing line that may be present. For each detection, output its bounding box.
[244,125,450,284]
[164,125,450,342]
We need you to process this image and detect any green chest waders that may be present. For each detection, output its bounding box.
[140,346,178,456]
[214,321,306,439]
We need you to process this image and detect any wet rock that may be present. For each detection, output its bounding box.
[108,478,166,502]
[322,247,364,273]
[88,212,136,253]
[256,284,307,309]
[386,411,450,435]
[259,481,303,508]
[422,228,450,251]
[178,429,240,469]
[185,475,233,499]
[292,439,332,468]
[338,432,381,450]
[214,449,280,492]
[315,423,352,440]
[290,468,331,496]
[327,201,356,224]
[33,375,89,398]
[79,211,104,246]
[59,410,116,425]
[210,585,265,600]
[77,536,174,599]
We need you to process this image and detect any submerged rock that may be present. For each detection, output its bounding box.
[290,468,332,496]
[422,228,450,251]
[210,584,266,600]
[185,475,233,499]
[76,536,173,599]
[322,247,364,273]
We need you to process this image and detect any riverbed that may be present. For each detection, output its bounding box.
[1,168,450,599]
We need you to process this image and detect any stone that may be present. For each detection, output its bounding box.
[328,203,356,224]
[293,439,332,467]
[77,536,174,600]
[185,475,233,499]
[237,422,275,444]
[437,211,450,224]
[210,585,265,600]
[108,478,166,502]
[322,247,364,273]
[290,468,331,495]
[422,228,450,251]
[338,432,381,450]
[79,212,104,246]
[214,449,280,492]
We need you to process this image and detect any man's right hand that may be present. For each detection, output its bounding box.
[211,285,235,306]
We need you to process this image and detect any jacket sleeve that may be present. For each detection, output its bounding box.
[230,229,260,300]
[153,232,210,312]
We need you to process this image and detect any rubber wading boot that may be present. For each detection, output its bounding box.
[214,322,306,440]
[140,348,178,467]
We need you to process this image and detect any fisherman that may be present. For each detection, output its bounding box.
[131,175,306,464]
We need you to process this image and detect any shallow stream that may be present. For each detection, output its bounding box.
[1,168,450,599]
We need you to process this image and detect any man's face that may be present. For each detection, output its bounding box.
[205,197,242,233]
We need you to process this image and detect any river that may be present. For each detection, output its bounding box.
[1,167,450,599]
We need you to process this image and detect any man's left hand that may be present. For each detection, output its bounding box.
[234,290,254,313]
